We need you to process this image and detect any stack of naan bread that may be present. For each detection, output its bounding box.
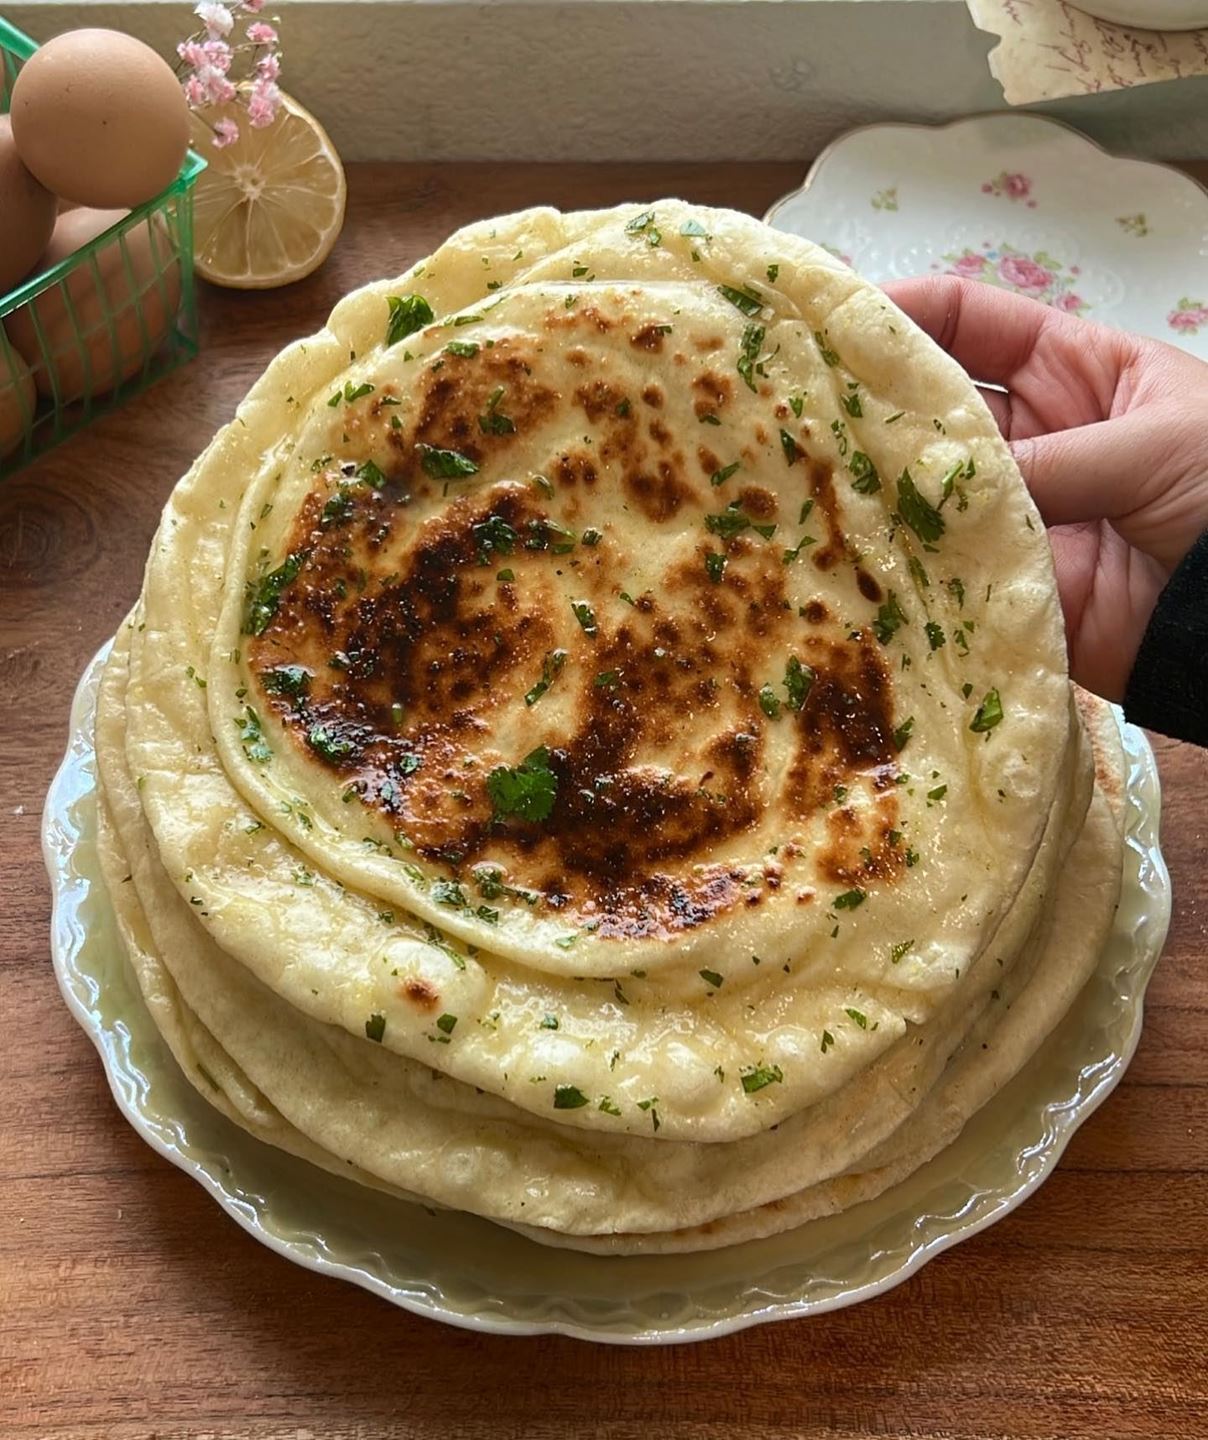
[95,202,1124,1253]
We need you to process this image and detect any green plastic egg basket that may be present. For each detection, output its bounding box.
[1,17,205,476]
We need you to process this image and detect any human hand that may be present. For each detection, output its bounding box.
[883,275,1208,702]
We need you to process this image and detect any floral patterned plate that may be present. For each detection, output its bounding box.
[766,113,1208,357]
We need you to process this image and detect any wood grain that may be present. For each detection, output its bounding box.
[2,162,1205,1440]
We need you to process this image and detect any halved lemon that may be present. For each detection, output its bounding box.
[190,92,346,289]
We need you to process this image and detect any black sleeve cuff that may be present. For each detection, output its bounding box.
[1123,528,1208,746]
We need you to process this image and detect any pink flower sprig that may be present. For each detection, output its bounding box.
[175,1,284,148]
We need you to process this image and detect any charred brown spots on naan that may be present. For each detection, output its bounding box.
[665,537,788,648]
[783,629,898,824]
[248,478,564,813]
[624,459,693,523]
[577,367,698,524]
[693,676,721,707]
[400,977,440,1012]
[574,379,628,425]
[717,548,789,640]
[547,303,616,335]
[692,371,731,421]
[856,568,883,603]
[243,290,919,943]
[370,388,402,419]
[465,600,765,936]
[251,466,909,932]
[630,322,671,353]
[737,485,777,521]
[704,725,761,785]
[819,790,908,888]
[691,581,736,635]
[652,615,682,647]
[805,457,849,573]
[552,450,599,489]
[792,646,906,886]
[402,339,557,461]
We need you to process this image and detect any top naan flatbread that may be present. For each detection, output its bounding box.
[121,202,1081,1142]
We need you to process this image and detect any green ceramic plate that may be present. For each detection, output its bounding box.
[44,645,1171,1344]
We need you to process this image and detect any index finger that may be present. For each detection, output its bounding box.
[882,274,1129,391]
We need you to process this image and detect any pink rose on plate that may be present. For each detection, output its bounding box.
[1169,306,1208,332]
[1004,173,1031,199]
[950,251,988,278]
[998,254,1054,292]
[1054,292,1085,313]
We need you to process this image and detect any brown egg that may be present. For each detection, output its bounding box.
[0,116,56,294]
[10,29,190,209]
[7,207,182,403]
[0,334,36,464]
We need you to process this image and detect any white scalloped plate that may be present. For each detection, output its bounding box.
[44,644,1170,1344]
[766,113,1208,359]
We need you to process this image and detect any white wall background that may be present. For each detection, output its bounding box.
[9,0,1208,162]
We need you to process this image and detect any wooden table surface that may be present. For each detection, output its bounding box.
[3,162,1206,1440]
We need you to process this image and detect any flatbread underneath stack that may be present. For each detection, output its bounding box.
[91,201,1125,1252]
